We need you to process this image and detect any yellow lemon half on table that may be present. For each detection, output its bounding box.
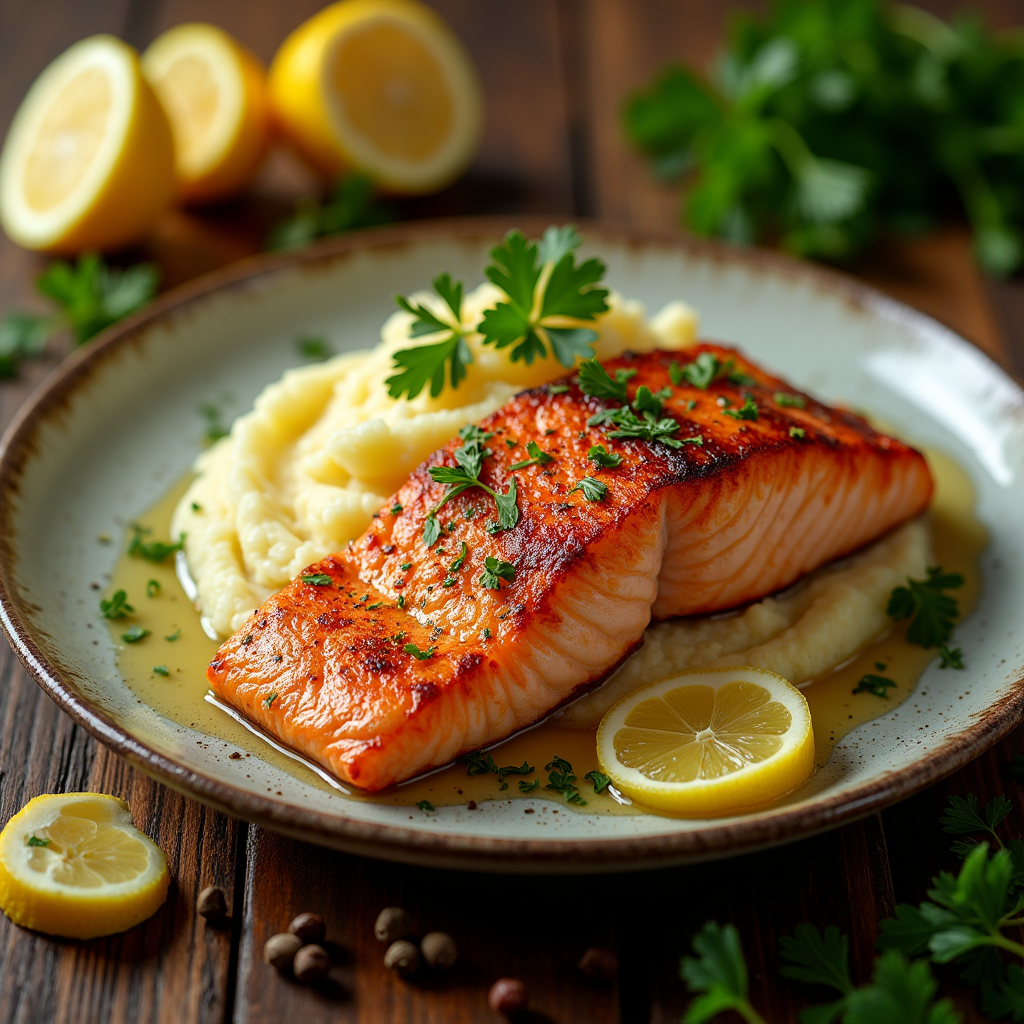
[268,0,482,194]
[0,35,175,253]
[597,668,815,816]
[0,793,169,939]
[143,23,270,205]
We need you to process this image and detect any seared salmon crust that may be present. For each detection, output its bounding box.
[207,344,933,791]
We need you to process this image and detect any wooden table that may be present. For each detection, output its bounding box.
[3,2,1024,1021]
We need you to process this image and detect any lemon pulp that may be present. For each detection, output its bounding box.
[0,793,169,938]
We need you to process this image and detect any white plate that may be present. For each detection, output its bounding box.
[2,217,1022,871]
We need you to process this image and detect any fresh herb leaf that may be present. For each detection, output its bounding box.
[423,515,442,547]
[939,645,964,670]
[723,395,759,421]
[128,526,184,563]
[297,335,332,360]
[0,311,53,378]
[26,836,50,847]
[301,573,333,586]
[681,921,764,1024]
[480,555,515,590]
[775,391,806,408]
[519,778,541,792]
[853,674,897,699]
[416,800,435,812]
[585,770,611,794]
[100,590,134,620]
[267,172,392,250]
[387,272,473,399]
[510,440,554,470]
[670,352,735,390]
[578,358,628,401]
[121,625,150,643]
[165,629,181,642]
[548,383,570,394]
[941,794,1012,848]
[569,476,608,502]
[404,643,437,660]
[888,567,964,649]
[153,665,170,677]
[449,541,468,573]
[264,691,278,708]
[790,426,807,439]
[544,756,587,805]
[146,579,160,598]
[779,923,854,996]
[588,444,622,468]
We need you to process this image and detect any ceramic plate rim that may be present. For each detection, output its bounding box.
[1,216,1022,872]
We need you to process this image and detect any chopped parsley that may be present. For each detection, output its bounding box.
[480,556,516,590]
[887,566,965,667]
[723,395,759,421]
[510,440,553,470]
[569,476,608,502]
[264,692,278,708]
[449,541,468,573]
[26,836,50,847]
[669,352,749,390]
[585,770,612,794]
[191,502,202,512]
[548,383,570,394]
[301,573,332,586]
[121,625,150,643]
[425,425,519,541]
[404,643,437,660]
[199,402,230,445]
[146,579,160,598]
[390,503,403,515]
[153,665,170,677]
[400,562,412,571]
[385,273,473,400]
[774,391,806,408]
[460,752,535,789]
[587,444,622,468]
[519,778,541,792]
[416,800,436,812]
[297,334,331,360]
[852,674,896,698]
[478,225,609,367]
[100,590,133,620]
[545,756,586,805]
[789,426,806,439]
[164,629,181,642]
[128,525,185,563]
[482,627,492,639]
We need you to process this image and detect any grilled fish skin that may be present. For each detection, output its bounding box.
[207,344,933,791]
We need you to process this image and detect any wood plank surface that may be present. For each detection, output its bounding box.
[0,2,1023,1023]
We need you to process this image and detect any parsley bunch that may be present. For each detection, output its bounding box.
[386,225,609,401]
[0,254,158,377]
[266,173,393,250]
[624,0,1024,274]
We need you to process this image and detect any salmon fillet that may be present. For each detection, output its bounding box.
[207,344,933,791]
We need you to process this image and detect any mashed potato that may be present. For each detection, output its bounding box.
[173,285,699,637]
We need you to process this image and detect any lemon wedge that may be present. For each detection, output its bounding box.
[268,0,482,194]
[0,793,169,938]
[143,23,270,204]
[597,668,814,816]
[0,35,175,253]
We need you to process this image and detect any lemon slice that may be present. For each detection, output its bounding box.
[0,793,169,938]
[0,35,175,253]
[143,23,270,205]
[597,668,814,816]
[268,0,482,193]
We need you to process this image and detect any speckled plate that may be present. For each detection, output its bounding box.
[2,217,1023,872]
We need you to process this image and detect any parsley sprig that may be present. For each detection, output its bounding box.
[681,922,766,1024]
[128,525,185,563]
[510,440,553,470]
[670,352,752,390]
[480,555,515,590]
[424,425,518,542]
[386,225,609,401]
[386,273,474,400]
[544,756,586,805]
[1,254,158,378]
[887,567,965,668]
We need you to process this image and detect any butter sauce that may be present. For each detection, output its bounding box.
[108,449,984,817]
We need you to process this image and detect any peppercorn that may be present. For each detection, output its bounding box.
[288,911,326,944]
[488,978,528,1015]
[578,946,618,984]
[420,931,458,970]
[384,939,420,976]
[374,906,414,943]
[293,944,330,984]
[263,932,303,971]
[196,885,227,921]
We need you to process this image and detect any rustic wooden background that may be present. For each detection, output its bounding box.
[2,1,1024,1021]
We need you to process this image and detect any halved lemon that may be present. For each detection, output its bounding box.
[268,0,482,193]
[143,23,270,204]
[0,35,175,253]
[0,793,169,938]
[597,667,814,816]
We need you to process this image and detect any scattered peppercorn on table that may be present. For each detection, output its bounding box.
[2,3,1024,1022]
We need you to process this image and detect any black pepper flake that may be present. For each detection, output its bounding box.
[241,634,254,646]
